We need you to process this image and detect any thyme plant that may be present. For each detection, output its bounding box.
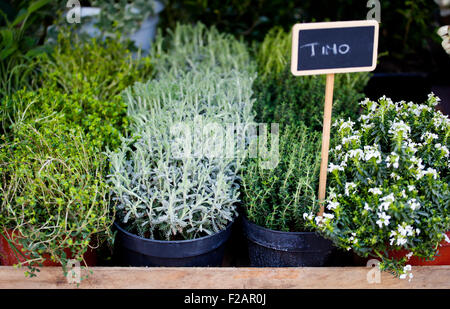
[242,125,321,232]
[0,117,112,275]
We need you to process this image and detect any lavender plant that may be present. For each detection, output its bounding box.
[304,94,450,279]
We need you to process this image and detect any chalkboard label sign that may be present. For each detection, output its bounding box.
[291,20,379,76]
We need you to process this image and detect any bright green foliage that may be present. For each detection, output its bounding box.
[2,32,153,149]
[254,27,291,79]
[40,31,153,102]
[2,87,127,151]
[253,27,370,131]
[242,125,321,232]
[304,94,450,277]
[0,117,112,275]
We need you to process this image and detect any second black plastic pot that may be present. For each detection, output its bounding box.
[114,220,234,267]
[242,216,333,267]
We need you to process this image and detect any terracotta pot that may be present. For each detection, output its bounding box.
[355,231,450,266]
[0,229,97,267]
[387,231,450,266]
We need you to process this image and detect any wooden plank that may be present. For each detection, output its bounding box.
[0,266,449,289]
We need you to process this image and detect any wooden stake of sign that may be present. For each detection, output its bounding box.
[318,74,334,216]
[290,20,379,216]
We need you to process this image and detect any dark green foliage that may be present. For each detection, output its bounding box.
[0,0,52,100]
[253,67,369,132]
[242,125,321,232]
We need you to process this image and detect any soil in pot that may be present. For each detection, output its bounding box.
[0,229,97,267]
[113,220,234,267]
[241,216,333,267]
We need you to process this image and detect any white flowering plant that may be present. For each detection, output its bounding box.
[304,94,450,278]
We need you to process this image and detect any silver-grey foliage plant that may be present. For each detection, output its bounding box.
[107,23,256,240]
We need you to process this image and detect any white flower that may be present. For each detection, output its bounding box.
[339,120,355,132]
[315,216,324,226]
[398,224,414,237]
[406,252,413,260]
[407,199,420,211]
[376,212,391,228]
[404,265,412,272]
[428,93,441,105]
[390,172,400,180]
[303,213,313,221]
[423,167,438,180]
[364,203,372,211]
[342,135,360,146]
[345,182,357,196]
[379,193,395,211]
[328,163,344,173]
[363,145,382,163]
[368,187,382,195]
[386,152,399,169]
[407,185,415,192]
[388,120,411,139]
[420,132,438,143]
[435,143,449,158]
[443,233,450,244]
[348,149,364,160]
[323,213,334,220]
[327,201,340,210]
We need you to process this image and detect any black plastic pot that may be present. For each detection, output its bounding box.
[113,221,234,267]
[242,216,333,267]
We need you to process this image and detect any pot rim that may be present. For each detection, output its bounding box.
[242,215,316,236]
[113,218,235,244]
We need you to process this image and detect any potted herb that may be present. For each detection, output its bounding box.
[108,68,254,266]
[304,94,450,279]
[0,117,112,277]
[241,125,333,267]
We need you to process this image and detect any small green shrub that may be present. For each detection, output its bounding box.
[1,87,127,150]
[40,31,153,102]
[2,31,153,149]
[0,117,112,275]
[304,94,450,278]
[242,125,321,232]
[253,27,370,131]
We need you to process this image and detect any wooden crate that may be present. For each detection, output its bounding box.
[0,266,449,289]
